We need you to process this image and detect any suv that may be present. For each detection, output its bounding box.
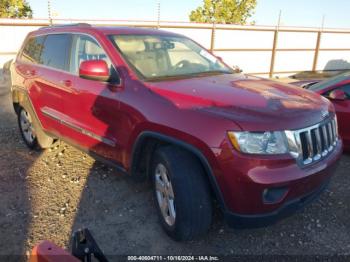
[11,24,342,241]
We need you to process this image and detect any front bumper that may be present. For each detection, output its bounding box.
[213,139,342,227]
[224,177,329,228]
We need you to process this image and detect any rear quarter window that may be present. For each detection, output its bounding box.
[21,36,46,64]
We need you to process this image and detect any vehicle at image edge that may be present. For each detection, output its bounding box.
[293,72,350,152]
[1,59,13,89]
[10,24,343,241]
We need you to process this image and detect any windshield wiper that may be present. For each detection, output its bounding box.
[192,70,232,76]
[146,70,232,82]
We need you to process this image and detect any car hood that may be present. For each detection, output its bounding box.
[145,74,333,131]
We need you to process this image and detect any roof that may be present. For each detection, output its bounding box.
[36,23,181,37]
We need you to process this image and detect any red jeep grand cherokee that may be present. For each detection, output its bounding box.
[11,24,342,240]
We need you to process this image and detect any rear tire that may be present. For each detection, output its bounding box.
[151,146,212,241]
[18,107,39,150]
[17,106,54,150]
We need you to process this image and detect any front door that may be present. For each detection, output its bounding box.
[59,34,123,165]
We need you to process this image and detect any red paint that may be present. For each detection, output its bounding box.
[79,60,109,78]
[11,25,343,219]
[318,81,350,152]
[329,89,346,100]
[293,77,350,151]
[30,241,79,262]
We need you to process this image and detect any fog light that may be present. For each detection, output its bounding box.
[263,187,288,204]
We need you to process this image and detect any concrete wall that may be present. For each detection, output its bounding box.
[1,18,350,77]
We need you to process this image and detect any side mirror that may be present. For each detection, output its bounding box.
[232,65,243,73]
[79,60,110,82]
[328,89,346,100]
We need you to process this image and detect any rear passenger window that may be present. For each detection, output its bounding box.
[21,36,46,64]
[41,34,71,71]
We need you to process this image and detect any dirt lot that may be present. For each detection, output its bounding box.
[0,75,349,261]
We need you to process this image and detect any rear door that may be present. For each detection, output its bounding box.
[21,33,72,136]
[58,34,123,164]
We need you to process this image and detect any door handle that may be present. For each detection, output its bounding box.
[60,80,72,87]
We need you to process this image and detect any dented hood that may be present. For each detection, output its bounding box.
[146,74,333,131]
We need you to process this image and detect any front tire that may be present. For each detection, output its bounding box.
[151,146,212,241]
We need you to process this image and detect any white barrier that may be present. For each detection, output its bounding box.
[1,18,350,77]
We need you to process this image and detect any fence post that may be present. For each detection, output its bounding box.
[312,31,322,72]
[269,29,278,78]
[210,23,216,52]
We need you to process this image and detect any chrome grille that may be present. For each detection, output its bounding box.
[285,116,338,166]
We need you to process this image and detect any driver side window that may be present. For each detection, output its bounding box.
[70,35,111,74]
[70,34,120,83]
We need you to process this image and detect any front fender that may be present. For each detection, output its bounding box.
[130,130,228,211]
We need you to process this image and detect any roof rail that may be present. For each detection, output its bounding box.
[39,23,92,30]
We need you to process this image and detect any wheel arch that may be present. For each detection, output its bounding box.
[12,86,54,148]
[130,131,227,211]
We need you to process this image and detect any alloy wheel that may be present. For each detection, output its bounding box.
[155,163,176,226]
[20,109,36,144]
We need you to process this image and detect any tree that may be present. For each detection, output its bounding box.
[189,0,257,24]
[0,0,33,18]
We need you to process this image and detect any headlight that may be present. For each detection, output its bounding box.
[228,131,288,155]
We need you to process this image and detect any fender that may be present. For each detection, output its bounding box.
[130,131,228,211]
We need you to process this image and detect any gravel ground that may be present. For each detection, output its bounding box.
[0,76,349,261]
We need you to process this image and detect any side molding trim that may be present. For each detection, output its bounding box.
[41,107,116,147]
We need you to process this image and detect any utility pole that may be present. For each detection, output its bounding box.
[321,14,326,30]
[156,0,161,29]
[48,0,53,25]
[277,9,282,28]
[269,10,281,78]
[313,14,326,71]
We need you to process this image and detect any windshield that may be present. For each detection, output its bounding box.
[109,34,233,80]
[308,71,350,91]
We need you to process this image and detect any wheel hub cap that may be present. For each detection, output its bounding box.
[20,110,35,144]
[155,163,176,226]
